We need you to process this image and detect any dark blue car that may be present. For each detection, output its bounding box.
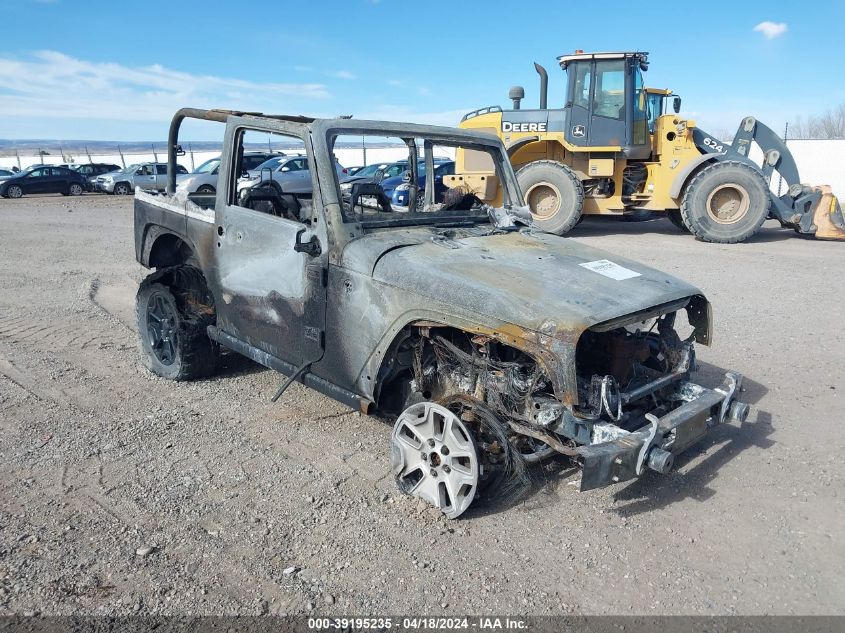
[380,159,455,207]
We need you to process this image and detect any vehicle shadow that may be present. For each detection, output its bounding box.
[466,364,772,519]
[609,365,773,518]
[211,351,270,379]
[569,215,800,244]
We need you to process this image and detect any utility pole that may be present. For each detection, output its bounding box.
[189,143,195,171]
[85,145,93,164]
[151,144,159,163]
[14,149,20,170]
[362,133,367,166]
[118,145,126,168]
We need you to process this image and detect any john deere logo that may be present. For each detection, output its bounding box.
[502,121,547,133]
[572,125,586,138]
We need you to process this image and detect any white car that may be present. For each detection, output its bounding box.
[238,155,347,195]
[176,152,283,194]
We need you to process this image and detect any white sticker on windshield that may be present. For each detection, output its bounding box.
[579,259,641,280]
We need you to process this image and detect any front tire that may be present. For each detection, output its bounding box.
[113,182,131,196]
[680,161,770,243]
[196,185,215,194]
[135,267,218,381]
[516,160,584,235]
[6,185,23,199]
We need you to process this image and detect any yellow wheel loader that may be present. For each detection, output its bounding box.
[453,51,845,243]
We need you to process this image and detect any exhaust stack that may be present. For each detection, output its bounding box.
[508,86,525,110]
[534,62,548,110]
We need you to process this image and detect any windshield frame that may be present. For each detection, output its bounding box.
[317,122,520,231]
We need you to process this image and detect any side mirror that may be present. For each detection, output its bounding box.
[280,166,291,172]
[402,170,411,183]
[374,168,385,183]
[175,145,186,157]
[135,169,144,175]
[673,96,682,114]
[294,228,321,257]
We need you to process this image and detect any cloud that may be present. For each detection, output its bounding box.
[753,21,788,39]
[334,70,357,80]
[356,105,470,128]
[0,51,330,124]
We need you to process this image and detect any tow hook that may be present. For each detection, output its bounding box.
[636,413,675,476]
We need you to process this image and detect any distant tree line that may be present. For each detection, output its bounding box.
[790,103,845,139]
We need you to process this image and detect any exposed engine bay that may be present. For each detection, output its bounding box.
[385,303,747,517]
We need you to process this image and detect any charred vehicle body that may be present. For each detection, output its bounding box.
[133,108,749,518]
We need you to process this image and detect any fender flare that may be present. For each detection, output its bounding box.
[141,224,195,268]
[506,136,541,158]
[669,153,721,200]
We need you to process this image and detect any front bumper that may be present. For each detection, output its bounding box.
[95,181,114,193]
[576,372,748,491]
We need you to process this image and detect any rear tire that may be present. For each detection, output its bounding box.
[680,161,770,243]
[516,160,584,235]
[667,209,690,232]
[69,183,84,196]
[135,266,218,381]
[196,185,215,194]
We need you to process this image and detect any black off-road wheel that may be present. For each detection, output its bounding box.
[135,267,218,381]
[667,209,689,232]
[680,161,770,243]
[196,185,215,195]
[516,160,584,235]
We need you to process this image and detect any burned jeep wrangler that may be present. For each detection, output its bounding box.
[133,108,748,518]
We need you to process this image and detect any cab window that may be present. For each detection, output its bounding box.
[593,60,625,120]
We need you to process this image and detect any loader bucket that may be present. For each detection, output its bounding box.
[810,186,845,241]
[776,184,845,240]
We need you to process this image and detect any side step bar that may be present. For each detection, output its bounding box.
[207,326,372,414]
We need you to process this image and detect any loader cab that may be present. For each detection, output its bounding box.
[558,51,651,159]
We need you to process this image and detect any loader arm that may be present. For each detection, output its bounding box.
[691,117,845,240]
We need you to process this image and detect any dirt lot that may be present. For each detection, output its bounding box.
[0,194,842,617]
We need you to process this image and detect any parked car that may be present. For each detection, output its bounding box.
[0,168,15,180]
[338,161,411,204]
[344,165,364,176]
[66,163,122,191]
[71,163,121,178]
[238,155,345,194]
[379,159,455,207]
[176,151,283,195]
[95,162,188,195]
[0,165,89,198]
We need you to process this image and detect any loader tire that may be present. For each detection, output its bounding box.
[516,160,584,235]
[135,266,218,381]
[667,209,689,232]
[680,161,770,243]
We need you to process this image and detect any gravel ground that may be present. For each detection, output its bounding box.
[0,194,842,617]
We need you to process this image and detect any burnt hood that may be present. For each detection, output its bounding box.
[343,229,705,336]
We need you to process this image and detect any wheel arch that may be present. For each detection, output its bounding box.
[368,317,564,414]
[142,225,197,269]
[509,138,569,169]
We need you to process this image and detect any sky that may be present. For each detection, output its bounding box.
[0,0,842,141]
